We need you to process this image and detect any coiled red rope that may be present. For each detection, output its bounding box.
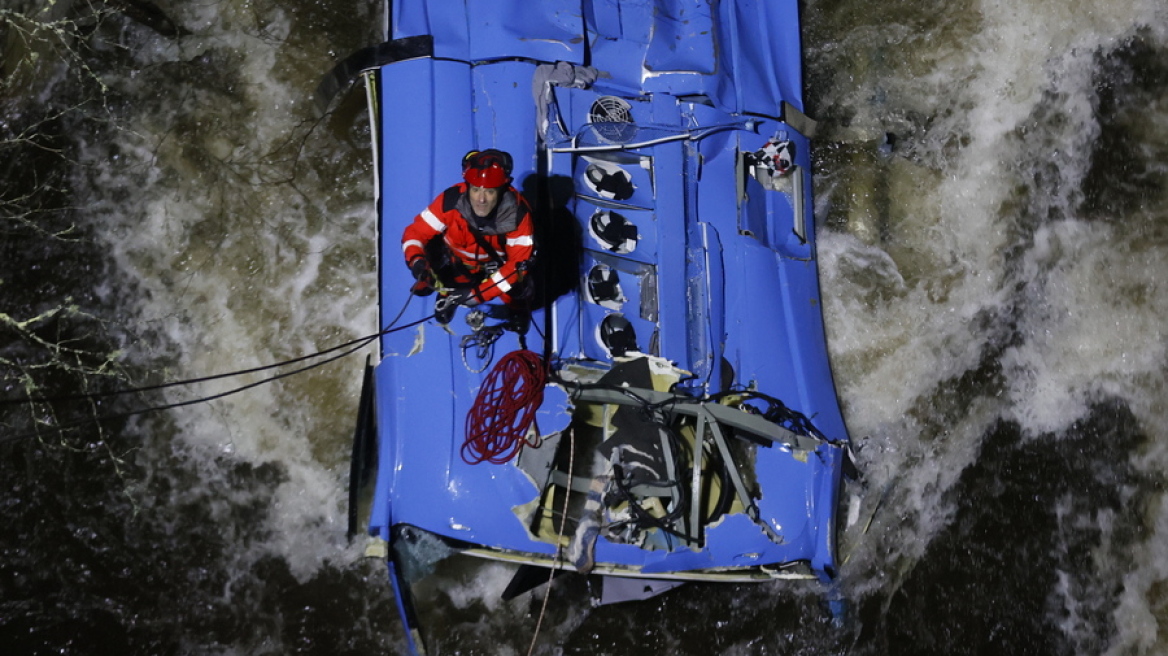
[462,349,547,465]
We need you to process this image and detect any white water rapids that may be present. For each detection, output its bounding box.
[3,0,1167,654]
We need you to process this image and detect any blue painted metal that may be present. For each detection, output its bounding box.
[357,0,851,648]
[389,0,804,116]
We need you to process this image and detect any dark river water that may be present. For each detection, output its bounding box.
[2,1,1167,654]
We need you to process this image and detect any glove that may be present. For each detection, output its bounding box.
[408,258,435,296]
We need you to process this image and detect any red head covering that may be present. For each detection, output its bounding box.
[462,149,513,188]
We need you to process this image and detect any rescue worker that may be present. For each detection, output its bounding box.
[402,149,535,325]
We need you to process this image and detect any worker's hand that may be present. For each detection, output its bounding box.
[409,258,435,296]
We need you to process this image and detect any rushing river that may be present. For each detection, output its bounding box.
[2,1,1167,654]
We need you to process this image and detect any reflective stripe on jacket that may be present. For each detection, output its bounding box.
[401,183,535,303]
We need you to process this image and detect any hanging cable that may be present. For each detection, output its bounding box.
[0,294,421,407]
[461,349,547,465]
[0,331,376,446]
[0,295,428,445]
[0,331,378,407]
[527,425,574,656]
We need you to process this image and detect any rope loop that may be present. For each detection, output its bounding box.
[462,350,547,465]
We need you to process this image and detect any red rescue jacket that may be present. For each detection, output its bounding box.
[401,183,535,303]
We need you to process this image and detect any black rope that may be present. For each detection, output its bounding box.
[0,293,420,408]
[1,330,378,407]
[0,259,535,444]
[0,259,534,444]
[0,295,428,445]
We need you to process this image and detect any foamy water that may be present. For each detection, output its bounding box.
[812,0,1168,651]
[77,3,379,582]
[5,0,1167,653]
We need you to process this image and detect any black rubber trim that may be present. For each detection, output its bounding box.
[315,35,435,114]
